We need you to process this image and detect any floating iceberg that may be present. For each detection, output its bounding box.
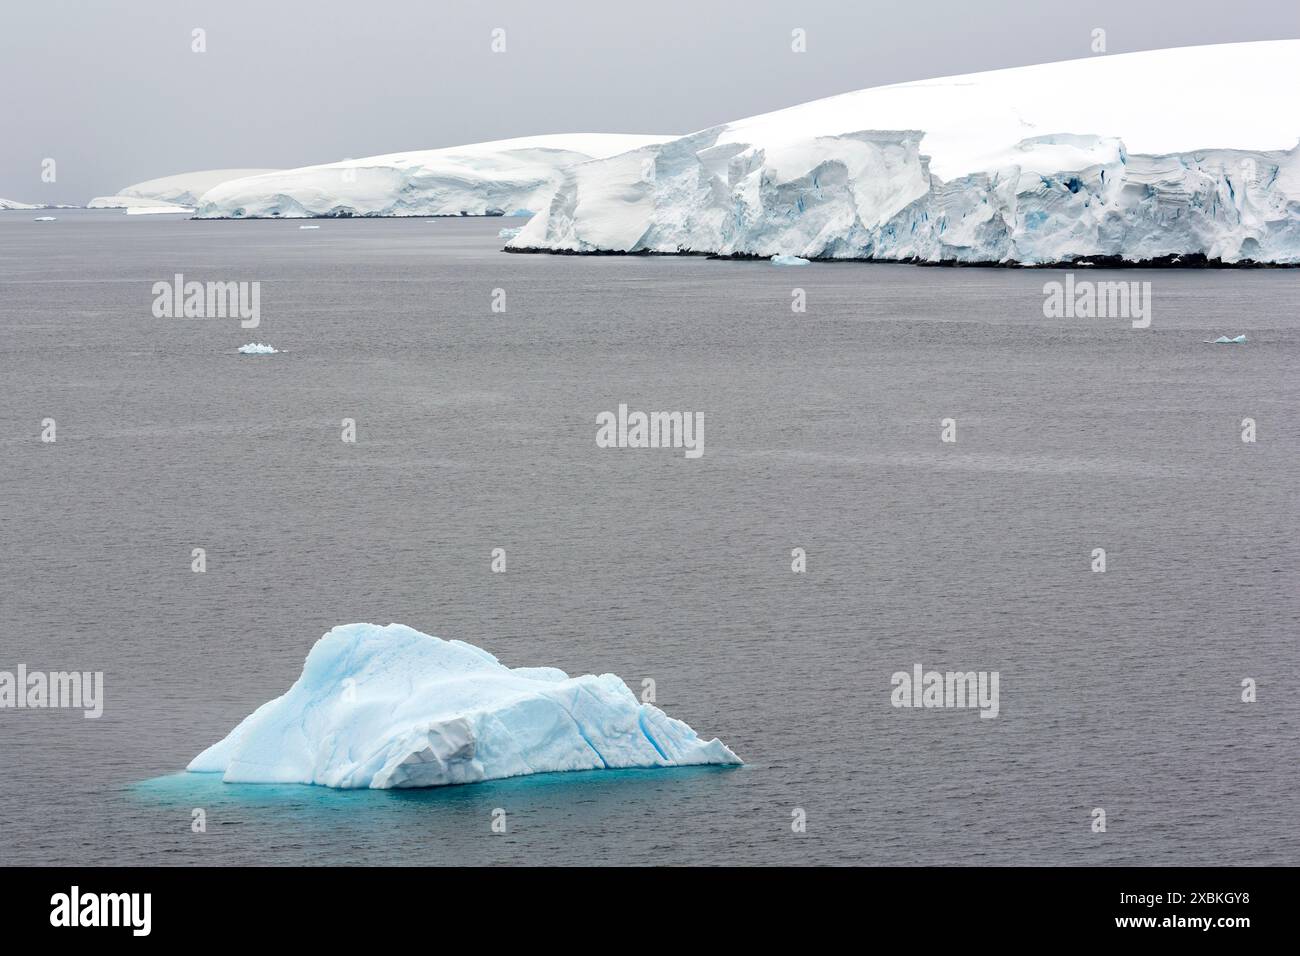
[510,41,1300,265]
[771,254,810,266]
[498,226,522,240]
[237,342,278,355]
[298,224,320,230]
[1211,334,1247,344]
[0,197,39,210]
[33,216,57,222]
[188,623,741,788]
[192,134,671,219]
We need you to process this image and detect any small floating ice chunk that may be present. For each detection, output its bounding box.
[771,254,810,266]
[1211,334,1247,344]
[33,216,57,222]
[237,342,278,355]
[299,224,320,230]
[498,226,522,240]
[187,622,742,788]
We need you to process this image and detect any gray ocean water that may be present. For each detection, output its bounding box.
[0,209,1296,866]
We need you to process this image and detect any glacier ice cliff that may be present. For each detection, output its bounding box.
[193,134,669,220]
[509,41,1300,265]
[188,623,741,788]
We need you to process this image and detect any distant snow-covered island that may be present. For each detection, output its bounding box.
[0,197,79,211]
[88,168,280,215]
[504,40,1300,266]
[190,134,671,219]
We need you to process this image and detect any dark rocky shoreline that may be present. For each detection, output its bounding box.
[503,246,1299,269]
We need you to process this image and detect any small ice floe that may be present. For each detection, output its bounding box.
[299,224,320,230]
[33,216,57,222]
[1210,334,1247,344]
[237,342,279,355]
[498,227,522,240]
[771,254,810,266]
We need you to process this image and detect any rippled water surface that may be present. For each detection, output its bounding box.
[1,211,1296,865]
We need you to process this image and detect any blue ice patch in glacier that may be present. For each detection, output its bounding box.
[187,623,741,788]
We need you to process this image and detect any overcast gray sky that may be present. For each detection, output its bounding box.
[2,0,1297,203]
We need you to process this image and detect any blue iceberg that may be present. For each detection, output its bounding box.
[187,623,741,788]
[1211,334,1247,344]
[771,254,811,266]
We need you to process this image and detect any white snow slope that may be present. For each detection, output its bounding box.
[0,197,39,210]
[188,622,741,788]
[510,41,1300,264]
[88,168,279,211]
[193,134,671,219]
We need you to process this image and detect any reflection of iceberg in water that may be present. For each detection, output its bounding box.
[188,623,741,789]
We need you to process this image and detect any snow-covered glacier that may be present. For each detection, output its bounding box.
[193,134,670,219]
[510,41,1300,265]
[188,623,740,788]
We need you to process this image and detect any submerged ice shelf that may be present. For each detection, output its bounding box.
[188,623,741,789]
[509,41,1300,265]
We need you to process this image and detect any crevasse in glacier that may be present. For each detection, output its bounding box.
[509,41,1300,264]
[187,623,741,788]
